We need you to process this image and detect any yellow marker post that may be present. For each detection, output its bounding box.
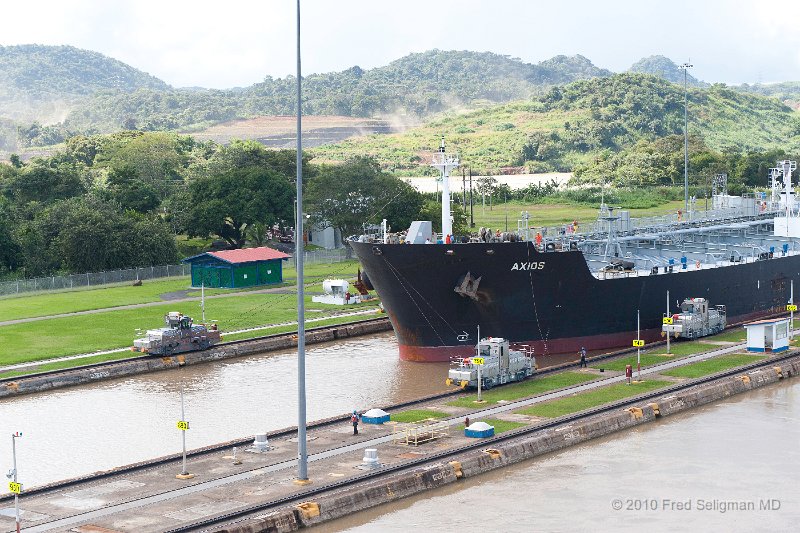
[662,317,673,325]
[472,357,485,366]
[176,387,194,479]
[632,339,645,347]
[787,305,797,312]
[8,481,21,494]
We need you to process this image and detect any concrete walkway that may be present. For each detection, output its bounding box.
[14,342,750,532]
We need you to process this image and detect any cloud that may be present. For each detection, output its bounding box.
[1,0,799,88]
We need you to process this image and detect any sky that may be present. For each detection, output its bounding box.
[1,0,799,89]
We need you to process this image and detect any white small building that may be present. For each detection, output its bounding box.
[744,317,790,353]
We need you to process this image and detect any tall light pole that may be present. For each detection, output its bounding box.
[679,62,693,217]
[295,0,309,484]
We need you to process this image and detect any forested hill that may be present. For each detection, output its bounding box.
[61,50,614,134]
[628,55,703,85]
[0,44,170,122]
[311,72,800,183]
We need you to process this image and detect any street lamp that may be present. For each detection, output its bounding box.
[294,0,309,485]
[679,62,693,217]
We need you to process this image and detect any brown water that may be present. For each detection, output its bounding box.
[328,379,800,532]
[0,333,450,488]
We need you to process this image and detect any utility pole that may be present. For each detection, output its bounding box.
[679,62,694,217]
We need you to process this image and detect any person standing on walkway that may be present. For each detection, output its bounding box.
[579,347,587,368]
[351,410,360,435]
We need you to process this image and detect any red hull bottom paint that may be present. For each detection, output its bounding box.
[396,311,770,362]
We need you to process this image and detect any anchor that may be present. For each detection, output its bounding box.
[454,271,482,301]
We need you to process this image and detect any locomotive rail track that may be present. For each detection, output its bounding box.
[12,346,796,532]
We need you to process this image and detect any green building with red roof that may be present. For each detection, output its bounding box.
[182,246,291,289]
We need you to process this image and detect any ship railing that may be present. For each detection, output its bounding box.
[392,420,449,446]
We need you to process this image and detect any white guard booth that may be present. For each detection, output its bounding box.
[744,318,790,353]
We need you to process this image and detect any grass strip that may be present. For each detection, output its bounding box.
[0,295,380,366]
[0,261,362,322]
[390,409,448,423]
[446,372,597,408]
[592,354,676,372]
[0,312,384,378]
[704,328,746,342]
[518,380,670,418]
[661,354,764,379]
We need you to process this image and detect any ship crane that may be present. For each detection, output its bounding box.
[430,136,459,239]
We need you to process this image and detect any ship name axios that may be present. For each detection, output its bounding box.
[511,261,546,271]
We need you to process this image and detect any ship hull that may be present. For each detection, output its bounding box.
[351,241,800,362]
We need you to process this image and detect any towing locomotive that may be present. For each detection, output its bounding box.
[132,312,221,355]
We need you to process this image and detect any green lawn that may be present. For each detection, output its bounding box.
[648,341,713,357]
[473,199,685,229]
[0,293,379,366]
[456,418,527,434]
[390,409,448,423]
[705,328,747,342]
[0,278,194,321]
[592,353,676,372]
[0,260,362,323]
[661,354,764,379]
[518,380,670,418]
[446,372,597,408]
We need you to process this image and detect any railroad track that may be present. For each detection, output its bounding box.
[0,329,759,503]
[166,350,798,533]
[16,350,797,532]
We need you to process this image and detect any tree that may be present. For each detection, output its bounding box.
[306,156,424,240]
[0,197,19,271]
[186,167,294,248]
[7,159,85,205]
[104,164,161,213]
[13,196,178,275]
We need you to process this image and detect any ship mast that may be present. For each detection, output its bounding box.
[431,136,459,239]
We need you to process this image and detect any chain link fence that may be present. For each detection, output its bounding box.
[301,248,350,264]
[0,264,191,297]
[0,249,354,297]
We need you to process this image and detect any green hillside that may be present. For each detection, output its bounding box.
[61,50,613,135]
[0,44,169,122]
[737,81,800,107]
[310,73,800,178]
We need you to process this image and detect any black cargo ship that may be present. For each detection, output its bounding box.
[351,153,800,361]
[352,232,799,361]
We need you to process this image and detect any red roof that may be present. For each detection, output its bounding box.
[205,246,290,264]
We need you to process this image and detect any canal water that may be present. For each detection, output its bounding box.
[2,332,798,533]
[0,332,451,488]
[329,378,800,532]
